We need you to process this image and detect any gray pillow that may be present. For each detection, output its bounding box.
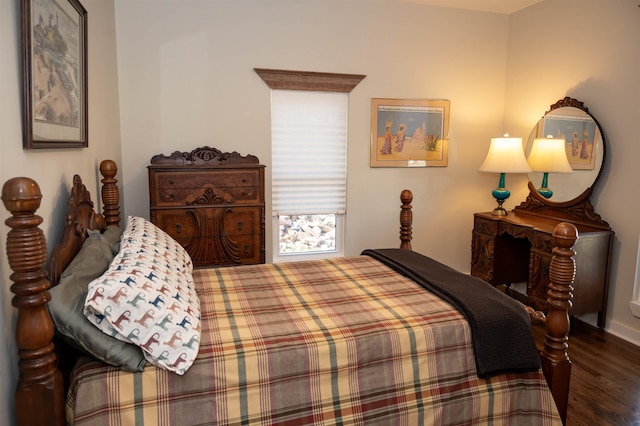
[48,226,146,372]
[97,225,122,253]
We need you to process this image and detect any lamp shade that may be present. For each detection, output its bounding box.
[479,136,532,173]
[527,137,573,173]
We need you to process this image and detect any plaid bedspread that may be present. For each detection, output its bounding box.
[67,255,561,425]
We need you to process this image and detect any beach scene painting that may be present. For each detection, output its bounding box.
[370,98,450,167]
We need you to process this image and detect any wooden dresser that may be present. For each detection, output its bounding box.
[471,182,613,328]
[148,146,265,268]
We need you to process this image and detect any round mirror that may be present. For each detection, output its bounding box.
[525,97,605,203]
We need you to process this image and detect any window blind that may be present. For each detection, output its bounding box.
[271,90,348,215]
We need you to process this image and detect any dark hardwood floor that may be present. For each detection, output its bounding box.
[533,319,640,425]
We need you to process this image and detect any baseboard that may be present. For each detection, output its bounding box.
[463,274,640,347]
[604,318,640,347]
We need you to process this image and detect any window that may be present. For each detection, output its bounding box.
[271,90,347,260]
[254,69,366,261]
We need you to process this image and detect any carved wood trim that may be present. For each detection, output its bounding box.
[254,68,366,92]
[46,163,120,288]
[182,209,241,266]
[187,188,233,206]
[529,252,542,294]
[514,182,610,230]
[547,96,588,114]
[470,235,495,282]
[500,222,533,240]
[49,175,106,287]
[473,219,495,236]
[150,146,260,166]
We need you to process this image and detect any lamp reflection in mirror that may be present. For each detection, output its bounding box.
[479,135,531,216]
[527,136,573,198]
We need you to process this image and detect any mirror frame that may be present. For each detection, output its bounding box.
[515,97,609,229]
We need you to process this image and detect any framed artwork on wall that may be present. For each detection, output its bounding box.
[370,98,450,167]
[21,0,88,149]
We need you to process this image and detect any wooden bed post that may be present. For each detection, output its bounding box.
[400,189,413,250]
[100,159,120,226]
[2,178,65,426]
[544,222,577,424]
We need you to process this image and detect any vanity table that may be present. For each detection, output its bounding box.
[471,98,613,328]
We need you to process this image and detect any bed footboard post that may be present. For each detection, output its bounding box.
[400,189,413,250]
[100,159,120,227]
[544,221,577,425]
[2,178,65,426]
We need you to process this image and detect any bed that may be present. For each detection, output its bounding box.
[2,160,577,425]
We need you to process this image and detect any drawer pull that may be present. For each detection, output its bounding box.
[169,179,175,185]
[169,192,175,200]
[242,178,247,183]
[175,223,182,234]
[237,221,243,231]
[244,244,249,254]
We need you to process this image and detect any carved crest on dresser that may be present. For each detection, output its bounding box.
[150,146,260,166]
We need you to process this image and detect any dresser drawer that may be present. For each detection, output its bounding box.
[470,232,495,283]
[179,235,262,267]
[223,207,261,237]
[152,207,263,267]
[531,231,554,254]
[473,216,498,236]
[153,207,259,239]
[154,185,261,206]
[152,209,198,241]
[223,233,262,265]
[500,221,534,241]
[152,170,260,190]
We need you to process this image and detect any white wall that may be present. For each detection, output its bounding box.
[0,0,122,423]
[505,0,640,343]
[114,0,514,270]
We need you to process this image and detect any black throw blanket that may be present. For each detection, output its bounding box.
[362,248,541,378]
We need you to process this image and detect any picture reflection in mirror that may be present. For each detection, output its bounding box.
[541,114,597,170]
[526,103,604,203]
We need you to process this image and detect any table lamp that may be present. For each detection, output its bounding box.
[527,136,573,198]
[479,135,531,216]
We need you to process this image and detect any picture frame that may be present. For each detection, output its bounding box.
[370,98,450,167]
[21,0,88,149]
[540,115,597,170]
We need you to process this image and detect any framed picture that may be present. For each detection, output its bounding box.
[21,0,88,149]
[540,115,597,170]
[370,98,450,167]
